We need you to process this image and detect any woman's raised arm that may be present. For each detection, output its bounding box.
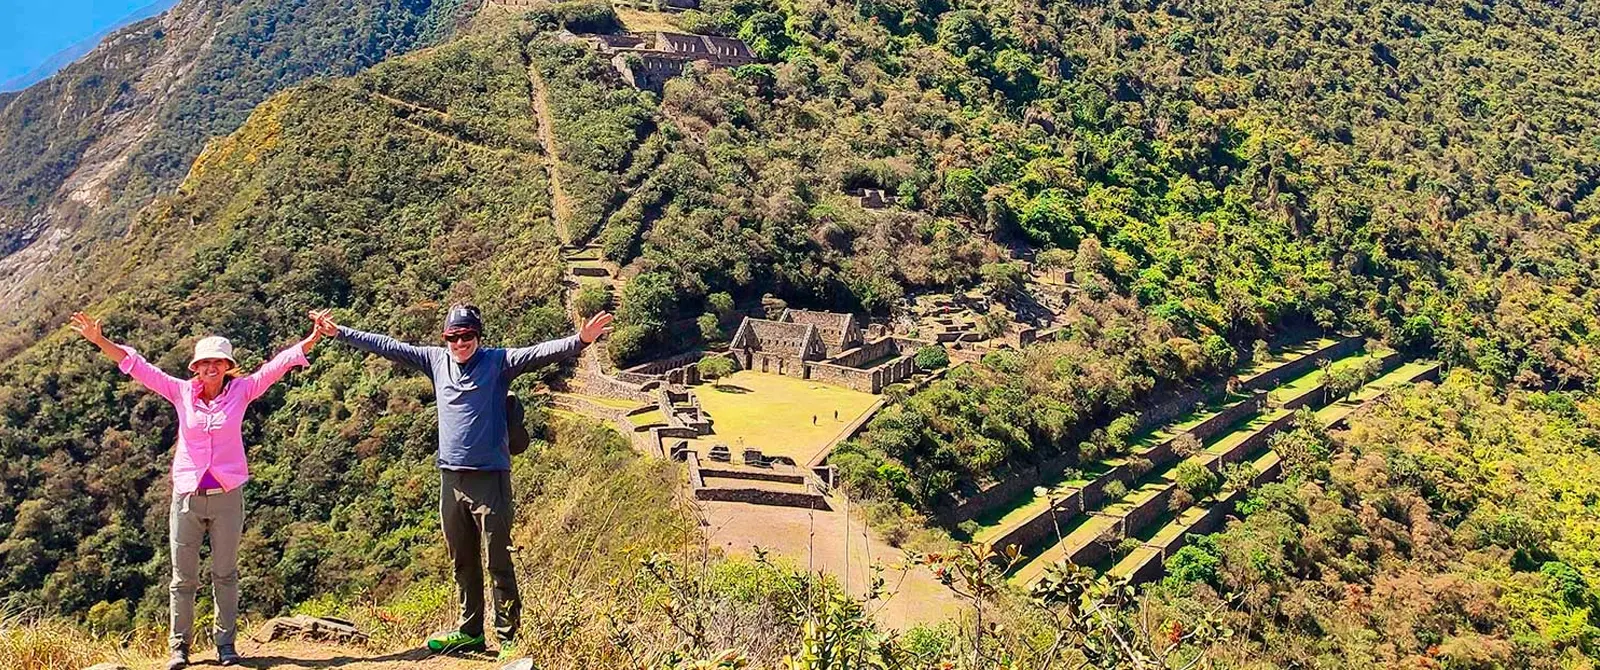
[73,311,184,402]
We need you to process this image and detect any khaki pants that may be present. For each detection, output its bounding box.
[440,470,520,641]
[169,487,243,651]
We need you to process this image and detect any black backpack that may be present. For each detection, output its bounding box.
[506,393,531,456]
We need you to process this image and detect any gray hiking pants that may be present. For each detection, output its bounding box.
[169,487,243,651]
[441,469,520,641]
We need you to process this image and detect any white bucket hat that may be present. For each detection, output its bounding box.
[188,335,238,372]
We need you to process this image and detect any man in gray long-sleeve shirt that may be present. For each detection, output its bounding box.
[314,304,612,656]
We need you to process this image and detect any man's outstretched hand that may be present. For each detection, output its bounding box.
[309,309,338,337]
[580,312,614,344]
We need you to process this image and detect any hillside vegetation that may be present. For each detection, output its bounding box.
[0,0,471,323]
[0,0,1598,666]
[0,28,567,623]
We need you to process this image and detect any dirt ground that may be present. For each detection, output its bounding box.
[694,498,964,631]
[114,641,499,670]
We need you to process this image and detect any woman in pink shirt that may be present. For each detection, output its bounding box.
[69,310,332,670]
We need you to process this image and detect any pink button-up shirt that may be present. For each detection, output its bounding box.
[118,344,309,494]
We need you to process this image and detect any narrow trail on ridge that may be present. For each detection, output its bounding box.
[525,60,573,247]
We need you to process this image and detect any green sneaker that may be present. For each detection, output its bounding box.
[425,630,487,653]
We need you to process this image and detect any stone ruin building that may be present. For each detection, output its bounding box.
[730,309,925,393]
[571,31,755,91]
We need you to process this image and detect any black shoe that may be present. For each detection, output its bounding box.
[166,646,189,670]
[217,643,242,666]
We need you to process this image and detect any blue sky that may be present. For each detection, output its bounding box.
[0,0,166,82]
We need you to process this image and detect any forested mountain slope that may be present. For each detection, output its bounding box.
[0,0,470,326]
[1,0,1599,665]
[0,27,569,623]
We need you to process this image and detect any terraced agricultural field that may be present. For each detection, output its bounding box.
[1004,343,1406,586]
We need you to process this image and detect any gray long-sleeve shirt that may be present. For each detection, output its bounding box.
[336,325,585,471]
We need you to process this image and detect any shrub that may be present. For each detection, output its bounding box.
[607,323,650,366]
[697,312,724,342]
[574,285,610,318]
[549,0,618,33]
[1174,462,1221,501]
[706,291,736,321]
[1251,339,1270,364]
[956,520,981,539]
[1164,537,1221,588]
[1202,334,1236,372]
[1171,433,1202,458]
[1168,489,1195,512]
[915,345,950,370]
[1102,479,1129,501]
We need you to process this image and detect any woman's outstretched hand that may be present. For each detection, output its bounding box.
[309,309,338,336]
[70,311,127,363]
[69,312,105,343]
[579,311,614,344]
[300,309,337,354]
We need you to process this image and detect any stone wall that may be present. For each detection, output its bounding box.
[697,467,807,485]
[1192,391,1267,442]
[1243,335,1363,391]
[937,449,1077,525]
[829,337,902,368]
[625,350,709,377]
[1068,523,1115,568]
[1207,410,1297,471]
[986,488,1085,556]
[693,485,831,509]
[806,361,877,392]
[1121,486,1177,538]
[1134,383,1225,435]
[745,351,806,377]
[1123,548,1166,584]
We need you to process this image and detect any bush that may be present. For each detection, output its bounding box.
[608,323,650,366]
[1174,461,1221,501]
[1102,479,1129,500]
[1168,489,1195,511]
[549,0,619,33]
[697,312,724,342]
[1171,433,1202,458]
[574,285,610,318]
[1251,339,1270,364]
[706,291,736,321]
[1164,537,1221,588]
[914,345,950,370]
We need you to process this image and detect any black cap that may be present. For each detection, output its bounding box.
[444,304,483,334]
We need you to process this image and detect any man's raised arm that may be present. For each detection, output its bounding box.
[505,312,613,377]
[313,311,437,372]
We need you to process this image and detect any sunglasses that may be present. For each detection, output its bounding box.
[443,331,479,343]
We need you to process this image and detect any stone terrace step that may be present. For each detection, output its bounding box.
[943,336,1358,529]
[1011,350,1399,587]
[1104,362,1439,587]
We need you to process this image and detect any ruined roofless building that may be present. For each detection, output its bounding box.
[582,31,755,91]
